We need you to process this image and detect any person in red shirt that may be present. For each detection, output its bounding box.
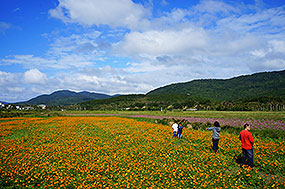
[239,123,254,168]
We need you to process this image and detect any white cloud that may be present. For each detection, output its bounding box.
[1,55,56,68]
[269,40,285,54]
[250,49,267,58]
[216,5,285,34]
[187,0,241,27]
[12,8,20,13]
[249,58,285,72]
[23,69,47,84]
[47,31,102,55]
[193,0,239,15]
[116,27,207,57]
[48,66,151,95]
[0,71,17,85]
[1,54,97,70]
[161,0,168,6]
[0,22,12,34]
[250,40,285,59]
[7,87,24,93]
[0,71,26,102]
[0,31,113,72]
[113,1,285,76]
[56,54,95,68]
[263,59,285,69]
[125,60,165,73]
[49,0,150,29]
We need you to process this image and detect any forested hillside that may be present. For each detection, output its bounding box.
[79,70,285,111]
[147,70,285,101]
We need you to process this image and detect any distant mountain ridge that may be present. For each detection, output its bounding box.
[147,70,285,101]
[0,101,9,105]
[79,70,285,111]
[14,70,285,109]
[17,90,116,106]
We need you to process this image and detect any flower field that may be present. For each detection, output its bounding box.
[0,116,284,188]
[66,112,285,130]
[125,115,284,131]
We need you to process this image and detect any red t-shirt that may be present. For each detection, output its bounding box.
[239,130,254,150]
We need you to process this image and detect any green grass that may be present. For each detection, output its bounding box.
[61,110,285,120]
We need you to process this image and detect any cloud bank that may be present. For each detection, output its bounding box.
[49,0,150,29]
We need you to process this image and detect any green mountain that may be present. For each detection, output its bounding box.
[0,101,9,105]
[80,93,211,110]
[147,70,285,101]
[18,90,115,106]
[80,70,285,111]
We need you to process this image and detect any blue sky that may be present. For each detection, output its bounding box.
[0,0,284,102]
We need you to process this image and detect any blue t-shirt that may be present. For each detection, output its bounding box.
[178,125,183,133]
[207,127,221,139]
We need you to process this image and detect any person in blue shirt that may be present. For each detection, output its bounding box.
[206,121,221,153]
[177,123,184,139]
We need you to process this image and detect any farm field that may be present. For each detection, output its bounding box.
[0,116,284,188]
[64,110,285,120]
[64,110,285,131]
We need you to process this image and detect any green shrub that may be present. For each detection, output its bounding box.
[254,129,285,140]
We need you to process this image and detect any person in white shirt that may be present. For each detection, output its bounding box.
[172,122,178,138]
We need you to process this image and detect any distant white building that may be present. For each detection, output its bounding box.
[38,104,47,109]
[23,106,34,110]
[0,102,4,108]
[186,108,198,111]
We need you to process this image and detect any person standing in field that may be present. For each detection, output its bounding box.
[239,123,254,168]
[177,123,184,139]
[206,121,221,153]
[172,121,178,138]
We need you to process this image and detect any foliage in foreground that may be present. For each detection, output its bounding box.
[0,117,284,188]
[0,111,25,118]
